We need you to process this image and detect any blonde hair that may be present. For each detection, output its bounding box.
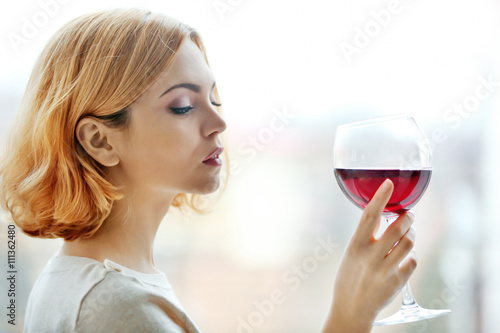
[0,8,222,241]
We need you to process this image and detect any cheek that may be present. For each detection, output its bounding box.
[117,111,204,187]
[137,121,200,171]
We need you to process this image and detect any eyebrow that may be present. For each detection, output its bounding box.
[159,81,216,98]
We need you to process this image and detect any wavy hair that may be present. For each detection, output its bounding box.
[0,8,223,241]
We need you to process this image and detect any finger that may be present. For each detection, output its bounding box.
[384,227,416,266]
[397,250,418,286]
[378,212,414,256]
[354,179,394,242]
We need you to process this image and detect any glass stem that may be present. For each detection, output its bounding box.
[401,282,417,307]
[384,215,419,309]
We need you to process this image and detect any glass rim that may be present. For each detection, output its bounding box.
[337,113,414,129]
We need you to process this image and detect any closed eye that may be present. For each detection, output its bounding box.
[169,106,193,115]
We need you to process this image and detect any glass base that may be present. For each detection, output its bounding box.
[373,303,451,326]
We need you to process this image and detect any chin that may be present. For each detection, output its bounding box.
[187,176,221,195]
[200,179,221,194]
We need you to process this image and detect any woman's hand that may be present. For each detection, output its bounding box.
[322,179,417,333]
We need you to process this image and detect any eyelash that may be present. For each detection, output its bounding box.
[170,102,222,115]
[169,106,193,115]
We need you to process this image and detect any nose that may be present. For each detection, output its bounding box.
[201,104,227,138]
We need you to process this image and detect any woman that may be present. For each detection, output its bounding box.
[0,8,416,333]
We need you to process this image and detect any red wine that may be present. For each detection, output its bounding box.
[334,169,432,214]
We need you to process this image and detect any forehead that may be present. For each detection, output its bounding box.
[135,39,214,104]
[164,39,214,85]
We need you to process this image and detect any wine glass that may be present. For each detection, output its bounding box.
[332,114,451,326]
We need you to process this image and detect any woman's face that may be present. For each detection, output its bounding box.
[110,39,227,197]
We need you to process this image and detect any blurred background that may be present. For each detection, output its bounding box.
[0,0,499,332]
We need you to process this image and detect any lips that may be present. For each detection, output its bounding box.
[203,147,224,166]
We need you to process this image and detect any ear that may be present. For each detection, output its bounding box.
[75,117,119,167]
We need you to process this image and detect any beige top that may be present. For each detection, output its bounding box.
[23,254,200,333]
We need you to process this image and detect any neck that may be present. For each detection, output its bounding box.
[59,188,176,274]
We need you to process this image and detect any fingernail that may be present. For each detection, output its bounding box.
[407,211,415,221]
[411,249,418,260]
[380,179,391,192]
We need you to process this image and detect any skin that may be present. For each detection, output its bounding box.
[60,39,417,331]
[323,179,417,332]
[59,39,227,274]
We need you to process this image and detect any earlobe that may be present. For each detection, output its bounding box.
[75,117,119,167]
